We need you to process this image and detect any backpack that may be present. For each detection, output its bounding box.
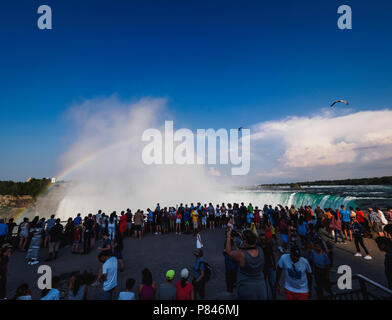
[202,262,213,282]
[380,212,388,225]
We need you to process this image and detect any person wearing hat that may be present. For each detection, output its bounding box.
[276,245,312,300]
[0,243,13,299]
[158,270,176,300]
[175,268,194,300]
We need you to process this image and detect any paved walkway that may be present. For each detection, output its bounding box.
[5,228,388,300]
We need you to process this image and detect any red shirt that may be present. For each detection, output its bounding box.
[279,220,288,234]
[254,210,261,222]
[265,226,272,239]
[119,215,127,233]
[356,211,365,223]
[305,209,314,222]
[175,281,193,300]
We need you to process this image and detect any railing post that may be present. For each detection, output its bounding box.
[358,277,369,300]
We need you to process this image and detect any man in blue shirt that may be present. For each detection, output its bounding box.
[74,213,82,226]
[268,206,276,228]
[99,253,118,300]
[340,206,352,242]
[0,220,8,245]
[147,209,154,234]
[184,209,190,234]
[246,212,254,227]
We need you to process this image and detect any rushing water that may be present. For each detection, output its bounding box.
[220,190,356,209]
[227,185,392,210]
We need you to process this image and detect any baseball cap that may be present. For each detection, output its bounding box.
[180,268,189,279]
[166,270,175,281]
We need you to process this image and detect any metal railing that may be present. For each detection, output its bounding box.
[328,274,392,300]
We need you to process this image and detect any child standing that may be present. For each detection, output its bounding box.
[196,229,203,249]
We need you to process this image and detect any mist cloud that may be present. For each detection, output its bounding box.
[56,96,222,219]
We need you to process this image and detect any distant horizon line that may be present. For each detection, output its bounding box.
[1,175,392,186]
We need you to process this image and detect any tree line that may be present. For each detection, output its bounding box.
[261,176,392,188]
[0,178,52,198]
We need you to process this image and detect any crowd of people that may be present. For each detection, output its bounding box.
[0,202,392,300]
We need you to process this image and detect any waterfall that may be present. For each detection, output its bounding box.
[215,191,356,210]
[288,193,296,207]
[54,189,356,220]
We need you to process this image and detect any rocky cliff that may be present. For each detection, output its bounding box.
[0,182,69,221]
[0,195,34,220]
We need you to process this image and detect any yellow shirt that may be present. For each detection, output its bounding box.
[192,211,198,222]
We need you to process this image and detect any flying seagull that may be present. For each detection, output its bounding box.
[330,99,349,108]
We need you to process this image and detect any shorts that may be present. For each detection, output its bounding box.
[193,221,198,229]
[20,231,29,238]
[284,289,309,300]
[48,241,60,254]
[176,219,181,224]
[126,222,132,230]
[134,225,141,231]
[373,223,384,233]
[185,221,190,226]
[281,234,289,244]
[342,222,351,231]
[202,217,207,225]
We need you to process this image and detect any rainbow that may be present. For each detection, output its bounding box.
[13,137,139,222]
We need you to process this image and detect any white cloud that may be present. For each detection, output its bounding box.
[249,109,392,182]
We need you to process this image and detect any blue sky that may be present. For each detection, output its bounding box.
[1,0,392,181]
